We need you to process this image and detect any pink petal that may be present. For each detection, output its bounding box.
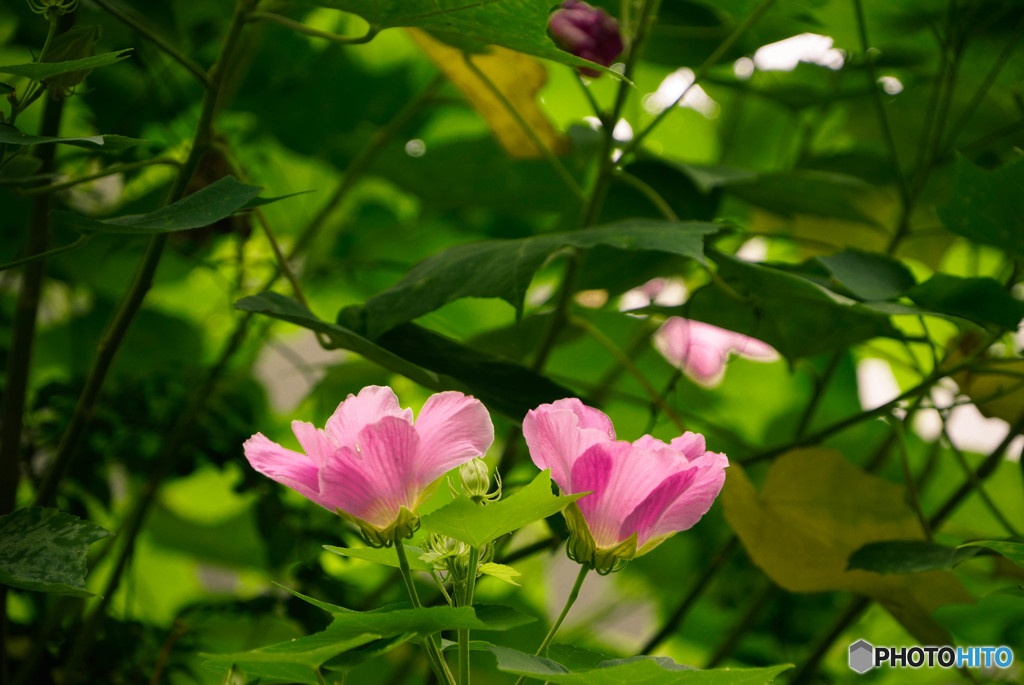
[413,392,494,486]
[669,432,706,461]
[732,334,778,361]
[619,469,698,546]
[325,386,413,450]
[291,421,338,468]
[316,445,393,527]
[349,415,422,521]
[569,443,616,548]
[243,433,323,506]
[654,318,729,385]
[650,452,728,537]
[523,398,615,492]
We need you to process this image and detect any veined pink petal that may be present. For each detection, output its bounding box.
[413,392,494,486]
[649,452,728,538]
[732,334,778,361]
[243,433,323,506]
[570,441,675,548]
[654,317,776,386]
[325,386,413,450]
[523,398,616,491]
[316,445,393,527]
[291,421,338,468]
[619,468,698,546]
[351,416,422,521]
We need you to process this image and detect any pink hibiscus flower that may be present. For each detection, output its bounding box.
[654,316,778,387]
[523,398,727,572]
[244,386,494,545]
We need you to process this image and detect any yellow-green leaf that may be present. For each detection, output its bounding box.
[722,449,973,644]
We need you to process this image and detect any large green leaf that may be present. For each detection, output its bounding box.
[680,251,901,359]
[302,0,612,74]
[324,544,434,571]
[907,274,1024,329]
[959,540,1024,567]
[203,630,380,683]
[345,220,717,339]
[938,157,1024,256]
[51,177,264,234]
[0,507,110,597]
[421,470,582,547]
[817,249,917,301]
[0,49,132,80]
[0,123,144,152]
[724,170,890,227]
[846,541,979,574]
[487,645,792,684]
[237,294,572,419]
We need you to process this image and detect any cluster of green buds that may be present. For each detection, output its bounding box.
[26,0,78,17]
[448,458,501,504]
[420,533,494,584]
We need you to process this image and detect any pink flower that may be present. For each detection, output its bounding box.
[244,386,494,545]
[548,0,624,78]
[523,398,727,572]
[654,316,778,387]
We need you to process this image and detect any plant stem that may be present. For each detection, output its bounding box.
[16,157,181,195]
[941,424,1020,537]
[457,547,480,685]
[641,536,737,653]
[395,538,457,685]
[249,11,378,45]
[90,0,210,86]
[34,0,256,509]
[0,234,90,271]
[513,565,589,685]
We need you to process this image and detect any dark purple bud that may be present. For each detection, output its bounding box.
[548,0,623,78]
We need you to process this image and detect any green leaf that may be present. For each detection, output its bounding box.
[0,82,15,95]
[0,123,144,152]
[374,323,576,420]
[724,170,890,227]
[847,541,979,573]
[817,249,917,301]
[0,49,132,81]
[487,645,793,684]
[0,507,111,597]
[324,544,433,571]
[681,251,901,359]
[301,0,616,75]
[908,274,1024,329]
[347,220,717,338]
[421,470,583,547]
[51,176,263,234]
[959,540,1024,567]
[938,156,1024,256]
[203,630,380,683]
[479,562,521,586]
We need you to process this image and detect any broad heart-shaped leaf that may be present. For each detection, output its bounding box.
[722,449,974,645]
[0,507,110,597]
[302,0,613,75]
[0,49,132,80]
[907,274,1024,329]
[959,540,1024,567]
[847,541,980,574]
[421,470,583,547]
[51,176,264,234]
[345,220,717,339]
[324,544,434,571]
[938,156,1024,256]
[237,293,573,419]
[0,124,144,152]
[487,645,792,685]
[817,249,916,301]
[680,251,901,359]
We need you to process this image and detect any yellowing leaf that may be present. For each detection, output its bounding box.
[722,449,973,644]
[407,29,568,159]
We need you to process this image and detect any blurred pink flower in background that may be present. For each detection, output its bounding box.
[244,386,494,545]
[523,398,727,572]
[654,316,778,387]
[548,0,623,77]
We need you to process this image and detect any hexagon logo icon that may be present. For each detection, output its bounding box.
[849,640,874,674]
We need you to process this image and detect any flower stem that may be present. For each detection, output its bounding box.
[457,547,480,685]
[513,565,589,685]
[395,538,457,685]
